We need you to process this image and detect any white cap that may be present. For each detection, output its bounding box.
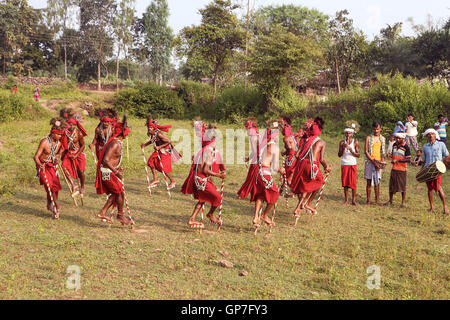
[394,132,406,139]
[344,128,355,133]
[422,129,440,140]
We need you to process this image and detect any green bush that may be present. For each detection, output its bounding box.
[0,90,46,122]
[326,73,450,137]
[212,85,266,123]
[270,84,309,118]
[176,80,214,118]
[114,83,184,119]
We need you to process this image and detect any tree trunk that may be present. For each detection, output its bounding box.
[2,55,5,75]
[98,45,102,91]
[212,67,219,103]
[125,49,130,80]
[116,41,121,91]
[244,0,250,93]
[64,43,67,80]
[335,58,341,94]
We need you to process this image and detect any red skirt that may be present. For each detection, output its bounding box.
[61,151,85,178]
[148,150,172,173]
[284,152,297,181]
[38,163,61,197]
[251,166,279,204]
[193,178,222,207]
[237,164,258,200]
[426,176,442,192]
[341,165,357,190]
[290,159,323,194]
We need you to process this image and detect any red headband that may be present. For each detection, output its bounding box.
[148,120,172,132]
[245,121,259,136]
[114,122,130,137]
[101,117,116,124]
[50,129,65,135]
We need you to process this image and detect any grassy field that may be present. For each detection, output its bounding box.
[0,117,448,300]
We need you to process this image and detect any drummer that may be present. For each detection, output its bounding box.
[384,132,411,207]
[421,129,449,215]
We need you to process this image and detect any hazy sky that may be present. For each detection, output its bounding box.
[28,0,449,39]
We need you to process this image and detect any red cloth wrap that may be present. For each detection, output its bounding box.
[181,139,225,196]
[250,165,279,204]
[101,171,124,198]
[290,159,323,194]
[61,151,86,178]
[50,129,65,135]
[192,172,222,207]
[284,151,297,181]
[237,163,259,200]
[341,165,357,190]
[148,120,171,132]
[95,133,121,195]
[37,162,61,198]
[67,119,87,137]
[426,176,442,192]
[148,149,172,173]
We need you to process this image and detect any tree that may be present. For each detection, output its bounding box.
[249,24,323,98]
[326,10,365,92]
[113,0,136,89]
[0,0,38,75]
[79,0,116,89]
[133,0,173,84]
[46,0,77,79]
[251,4,330,47]
[175,0,244,101]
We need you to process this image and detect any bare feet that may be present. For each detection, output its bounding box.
[343,200,349,205]
[351,200,357,206]
[375,201,382,206]
[400,204,406,208]
[444,206,449,215]
[98,213,113,224]
[188,219,204,229]
[365,201,371,206]
[260,215,275,226]
[150,180,160,187]
[305,204,317,215]
[80,187,85,195]
[383,201,392,206]
[116,214,134,226]
[428,207,434,212]
[252,217,260,227]
[293,208,301,218]
[206,213,222,226]
[167,181,176,190]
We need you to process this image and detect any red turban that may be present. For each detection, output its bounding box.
[147,120,171,132]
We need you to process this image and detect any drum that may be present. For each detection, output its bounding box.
[416,161,446,183]
[444,156,450,170]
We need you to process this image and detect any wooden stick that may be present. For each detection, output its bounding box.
[42,167,58,219]
[57,165,78,207]
[217,176,225,232]
[141,148,152,195]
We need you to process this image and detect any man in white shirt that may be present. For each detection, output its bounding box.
[405,113,419,154]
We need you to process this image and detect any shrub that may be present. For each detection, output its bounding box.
[326,73,450,137]
[176,80,214,118]
[211,85,266,123]
[270,84,309,118]
[114,83,184,119]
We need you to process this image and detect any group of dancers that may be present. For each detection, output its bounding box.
[33,109,448,234]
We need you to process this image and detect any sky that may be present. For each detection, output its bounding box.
[28,0,450,39]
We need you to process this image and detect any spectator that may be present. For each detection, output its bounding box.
[434,115,448,146]
[393,121,405,134]
[33,84,40,101]
[405,113,419,154]
[12,85,17,94]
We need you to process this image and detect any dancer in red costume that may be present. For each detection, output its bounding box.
[60,109,87,196]
[246,120,285,228]
[89,108,118,162]
[237,117,260,200]
[33,118,65,219]
[95,115,134,226]
[181,123,226,229]
[290,117,332,216]
[141,114,181,190]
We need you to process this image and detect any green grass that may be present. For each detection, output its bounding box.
[0,118,448,299]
